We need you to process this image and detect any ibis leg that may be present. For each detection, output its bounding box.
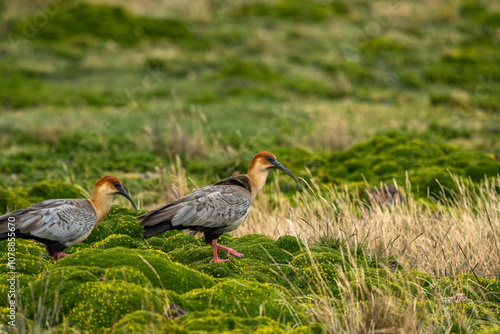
[209,239,230,263]
[53,252,69,262]
[216,244,244,258]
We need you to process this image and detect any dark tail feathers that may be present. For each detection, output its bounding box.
[142,220,178,238]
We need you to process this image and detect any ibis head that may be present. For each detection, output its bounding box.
[247,151,300,197]
[93,176,138,213]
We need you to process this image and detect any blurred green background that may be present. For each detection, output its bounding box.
[1,0,500,210]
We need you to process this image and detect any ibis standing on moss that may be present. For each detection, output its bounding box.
[0,176,137,262]
[138,151,300,263]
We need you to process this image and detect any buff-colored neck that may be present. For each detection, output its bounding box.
[89,188,113,224]
[246,165,271,200]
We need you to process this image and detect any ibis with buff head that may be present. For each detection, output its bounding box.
[138,151,300,263]
[0,176,137,262]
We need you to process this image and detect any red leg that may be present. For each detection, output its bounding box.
[53,252,70,262]
[209,239,230,263]
[216,245,244,258]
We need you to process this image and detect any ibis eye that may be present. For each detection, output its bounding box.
[265,157,275,163]
[112,182,121,188]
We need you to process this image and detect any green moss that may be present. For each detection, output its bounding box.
[67,281,166,329]
[0,187,31,214]
[191,258,284,285]
[57,247,215,293]
[289,249,346,292]
[180,279,299,323]
[464,162,500,180]
[21,267,101,318]
[409,166,457,195]
[477,325,500,334]
[316,133,500,195]
[276,235,305,254]
[0,239,48,259]
[83,206,141,244]
[156,232,203,253]
[167,243,214,264]
[0,251,51,276]
[27,181,84,203]
[177,309,290,333]
[227,234,294,264]
[373,161,399,175]
[111,310,169,334]
[0,273,35,308]
[90,234,142,250]
[104,266,152,285]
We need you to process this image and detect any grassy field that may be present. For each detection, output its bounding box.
[0,0,500,332]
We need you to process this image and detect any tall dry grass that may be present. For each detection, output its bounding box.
[245,174,500,279]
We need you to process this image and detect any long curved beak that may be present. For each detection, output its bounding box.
[114,184,138,213]
[272,160,301,188]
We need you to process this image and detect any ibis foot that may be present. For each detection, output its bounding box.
[53,252,70,262]
[209,239,244,263]
[217,245,244,258]
[209,258,230,263]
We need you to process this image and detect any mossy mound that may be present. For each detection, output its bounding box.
[26,181,84,203]
[154,232,203,253]
[167,243,214,264]
[20,266,168,330]
[111,310,169,334]
[13,3,190,46]
[166,233,301,284]
[56,247,215,293]
[67,281,166,329]
[227,234,295,264]
[21,267,104,314]
[177,279,300,323]
[288,248,346,294]
[176,309,287,333]
[276,235,306,254]
[0,186,31,214]
[166,234,295,265]
[80,206,143,245]
[273,133,500,195]
[0,239,51,275]
[89,234,143,250]
[104,266,152,286]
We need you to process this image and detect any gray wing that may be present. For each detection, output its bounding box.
[0,199,97,244]
[139,185,252,229]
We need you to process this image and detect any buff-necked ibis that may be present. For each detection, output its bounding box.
[0,176,137,262]
[138,151,300,263]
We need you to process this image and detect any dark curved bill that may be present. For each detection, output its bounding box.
[272,160,301,188]
[114,184,138,213]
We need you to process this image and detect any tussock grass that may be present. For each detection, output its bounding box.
[244,175,500,279]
